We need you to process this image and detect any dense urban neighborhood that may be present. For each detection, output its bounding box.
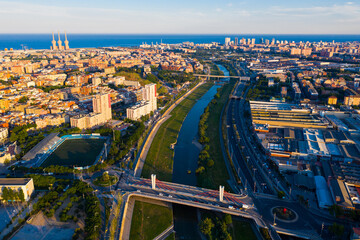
[0,35,360,240]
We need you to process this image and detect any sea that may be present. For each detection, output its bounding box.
[0,34,359,51]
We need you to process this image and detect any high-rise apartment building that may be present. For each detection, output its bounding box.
[93,93,112,121]
[234,37,239,46]
[225,37,231,47]
[70,93,112,129]
[143,83,157,111]
[126,84,157,120]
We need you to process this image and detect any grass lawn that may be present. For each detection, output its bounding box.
[199,210,256,240]
[110,194,122,240]
[129,201,173,240]
[197,79,236,191]
[165,232,175,240]
[232,220,257,240]
[142,82,213,181]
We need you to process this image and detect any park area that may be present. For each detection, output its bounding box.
[129,201,173,240]
[41,138,106,168]
[142,82,213,181]
[197,79,236,190]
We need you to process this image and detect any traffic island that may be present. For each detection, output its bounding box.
[271,206,298,223]
[93,171,118,187]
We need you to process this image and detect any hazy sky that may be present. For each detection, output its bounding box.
[1,0,360,34]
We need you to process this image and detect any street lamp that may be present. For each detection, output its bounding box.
[253,168,257,192]
[261,183,266,192]
[273,212,277,226]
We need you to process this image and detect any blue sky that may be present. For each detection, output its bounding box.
[1,0,359,34]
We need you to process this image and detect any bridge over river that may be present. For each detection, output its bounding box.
[88,172,322,240]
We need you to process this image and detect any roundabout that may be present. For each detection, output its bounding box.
[93,171,118,187]
[271,206,298,223]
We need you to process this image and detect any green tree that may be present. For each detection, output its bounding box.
[2,187,9,202]
[101,172,110,182]
[207,159,214,168]
[224,214,232,225]
[329,204,344,218]
[199,218,214,236]
[18,189,25,202]
[146,74,157,83]
[18,96,29,103]
[196,166,205,174]
[8,188,15,201]
[329,223,344,238]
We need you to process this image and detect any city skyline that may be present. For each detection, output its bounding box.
[1,0,360,34]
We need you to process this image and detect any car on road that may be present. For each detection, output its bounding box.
[159,193,163,196]
[242,204,250,209]
[228,205,234,209]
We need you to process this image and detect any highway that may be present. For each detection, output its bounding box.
[107,175,264,240]
[226,79,274,195]
[86,167,338,240]
[220,62,335,240]
[234,86,275,195]
[111,173,330,240]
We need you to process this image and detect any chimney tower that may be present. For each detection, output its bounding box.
[64,31,70,50]
[51,32,58,50]
[57,32,63,50]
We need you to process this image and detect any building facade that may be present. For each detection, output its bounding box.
[0,178,35,202]
[126,84,157,120]
[71,93,112,129]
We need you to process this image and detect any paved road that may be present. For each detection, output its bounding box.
[83,164,340,240]
[221,64,337,239]
[0,192,45,239]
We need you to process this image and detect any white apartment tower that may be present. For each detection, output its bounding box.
[126,84,157,120]
[144,83,157,112]
[225,37,231,47]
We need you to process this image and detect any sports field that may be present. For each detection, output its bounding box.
[40,138,106,167]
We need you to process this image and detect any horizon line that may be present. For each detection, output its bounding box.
[1,33,360,35]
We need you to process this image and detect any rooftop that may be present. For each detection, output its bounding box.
[0,178,32,186]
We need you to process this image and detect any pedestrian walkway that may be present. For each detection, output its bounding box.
[153,224,174,240]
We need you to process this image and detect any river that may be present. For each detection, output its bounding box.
[172,64,230,239]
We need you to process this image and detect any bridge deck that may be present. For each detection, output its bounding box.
[194,74,249,79]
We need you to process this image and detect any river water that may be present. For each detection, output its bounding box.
[172,64,230,239]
